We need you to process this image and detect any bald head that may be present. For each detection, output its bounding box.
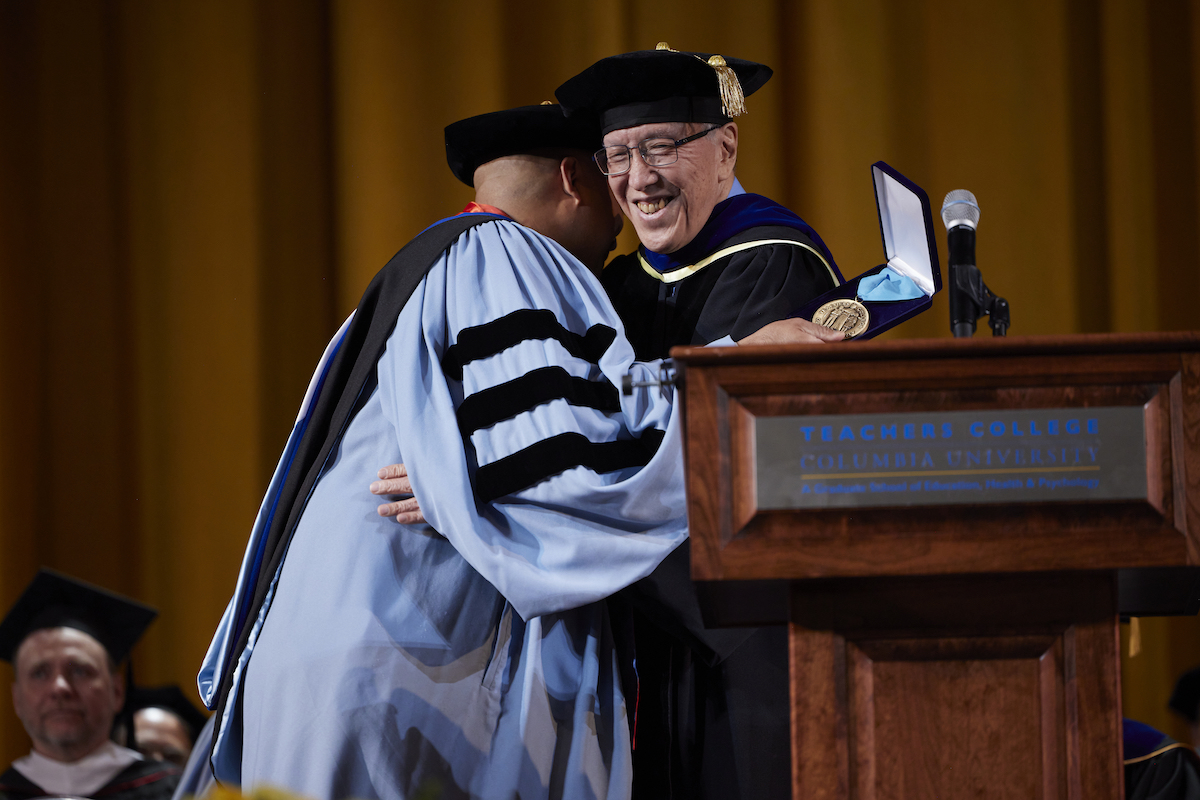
[474,153,562,205]
[473,151,622,276]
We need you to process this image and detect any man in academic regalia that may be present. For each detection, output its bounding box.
[0,570,179,800]
[1171,666,1200,750]
[1124,718,1200,800]
[553,46,846,800]
[124,685,208,767]
[556,43,843,360]
[197,103,780,800]
[1117,670,1200,799]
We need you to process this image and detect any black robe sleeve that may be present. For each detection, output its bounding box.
[0,761,179,800]
[95,761,180,800]
[601,225,837,360]
[692,230,838,345]
[0,765,43,800]
[1127,746,1200,800]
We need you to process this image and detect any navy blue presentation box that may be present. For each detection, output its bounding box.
[793,161,942,339]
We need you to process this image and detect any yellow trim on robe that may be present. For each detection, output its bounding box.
[637,239,842,286]
[1123,741,1196,765]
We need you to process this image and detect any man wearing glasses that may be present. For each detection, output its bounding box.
[555,46,842,800]
[556,44,842,362]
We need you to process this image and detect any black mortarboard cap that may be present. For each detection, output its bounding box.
[0,570,157,664]
[445,103,602,187]
[127,684,209,740]
[1170,666,1200,722]
[555,43,773,135]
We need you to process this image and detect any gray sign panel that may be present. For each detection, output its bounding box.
[756,406,1147,509]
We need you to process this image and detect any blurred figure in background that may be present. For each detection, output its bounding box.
[125,685,208,767]
[1171,666,1200,750]
[0,570,179,800]
[1124,717,1200,800]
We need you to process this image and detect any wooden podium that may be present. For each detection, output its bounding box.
[672,332,1200,800]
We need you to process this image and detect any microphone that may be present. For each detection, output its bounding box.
[941,190,981,338]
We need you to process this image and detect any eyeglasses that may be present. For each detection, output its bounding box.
[593,126,722,177]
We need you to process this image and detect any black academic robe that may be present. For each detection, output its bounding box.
[603,222,837,800]
[0,761,180,800]
[1125,720,1200,800]
[601,223,837,361]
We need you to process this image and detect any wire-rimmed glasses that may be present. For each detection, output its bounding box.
[593,126,721,176]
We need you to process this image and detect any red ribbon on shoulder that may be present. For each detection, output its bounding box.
[461,201,509,217]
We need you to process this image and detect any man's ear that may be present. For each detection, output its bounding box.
[558,156,584,204]
[717,122,739,180]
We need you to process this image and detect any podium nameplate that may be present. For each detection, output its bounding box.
[756,406,1147,509]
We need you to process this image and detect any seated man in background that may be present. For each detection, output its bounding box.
[124,685,208,767]
[0,570,179,800]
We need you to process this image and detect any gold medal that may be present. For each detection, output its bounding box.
[812,298,870,339]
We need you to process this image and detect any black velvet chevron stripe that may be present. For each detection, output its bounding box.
[209,212,503,751]
[456,366,620,438]
[443,309,617,380]
[475,429,666,504]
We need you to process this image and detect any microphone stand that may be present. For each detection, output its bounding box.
[942,190,1008,338]
[950,261,1010,338]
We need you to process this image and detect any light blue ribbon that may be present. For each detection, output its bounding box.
[858,267,923,302]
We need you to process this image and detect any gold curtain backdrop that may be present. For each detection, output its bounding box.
[1,0,1198,766]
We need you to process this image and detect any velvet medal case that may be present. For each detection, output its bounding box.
[793,161,942,339]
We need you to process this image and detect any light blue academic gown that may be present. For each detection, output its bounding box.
[197,217,688,800]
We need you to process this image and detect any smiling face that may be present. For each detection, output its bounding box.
[603,121,738,254]
[11,627,123,762]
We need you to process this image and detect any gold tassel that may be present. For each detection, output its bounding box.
[540,100,553,105]
[706,55,746,117]
[1129,616,1142,658]
[654,42,747,118]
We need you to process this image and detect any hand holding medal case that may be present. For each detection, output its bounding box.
[794,161,942,338]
